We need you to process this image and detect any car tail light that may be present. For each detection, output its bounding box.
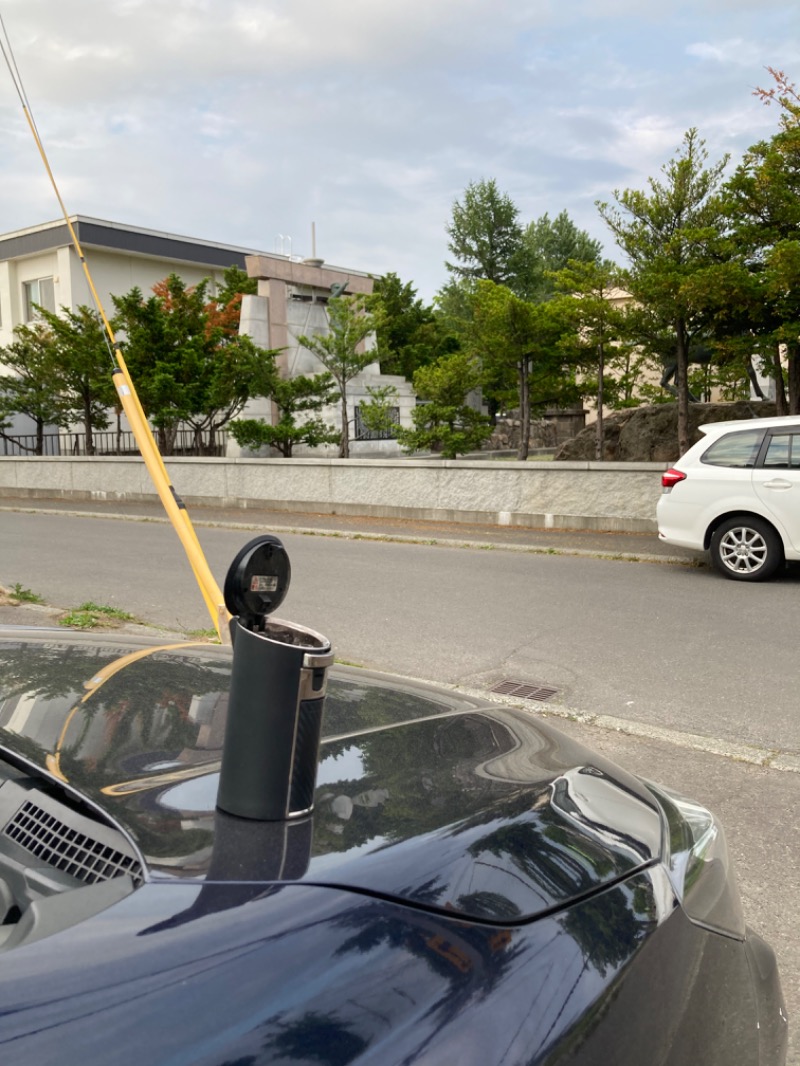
[662,468,687,489]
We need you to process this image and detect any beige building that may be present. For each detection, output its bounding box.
[240,253,414,456]
[0,217,413,455]
[0,216,259,350]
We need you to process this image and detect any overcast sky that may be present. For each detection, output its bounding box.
[0,1,797,300]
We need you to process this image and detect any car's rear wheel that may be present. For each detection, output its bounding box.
[710,516,783,581]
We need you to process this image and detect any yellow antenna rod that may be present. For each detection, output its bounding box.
[0,18,229,640]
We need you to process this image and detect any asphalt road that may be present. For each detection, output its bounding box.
[1,505,798,756]
[0,503,798,1058]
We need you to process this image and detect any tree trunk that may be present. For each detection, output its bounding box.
[157,424,178,455]
[84,396,95,456]
[745,356,765,400]
[595,343,605,462]
[675,323,690,456]
[772,343,788,415]
[787,343,800,415]
[35,419,44,456]
[517,359,530,461]
[339,389,349,459]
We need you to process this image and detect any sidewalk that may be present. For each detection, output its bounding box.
[0,493,699,561]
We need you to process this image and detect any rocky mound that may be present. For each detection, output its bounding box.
[554,401,779,463]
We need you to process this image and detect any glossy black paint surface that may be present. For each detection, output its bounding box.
[0,630,788,1065]
[0,635,662,921]
[0,868,763,1066]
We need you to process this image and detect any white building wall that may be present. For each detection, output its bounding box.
[0,261,13,336]
[0,243,231,349]
[5,251,58,345]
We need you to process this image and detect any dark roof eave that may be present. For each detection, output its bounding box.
[0,218,257,271]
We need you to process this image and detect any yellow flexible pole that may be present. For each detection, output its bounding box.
[113,373,227,635]
[17,103,229,641]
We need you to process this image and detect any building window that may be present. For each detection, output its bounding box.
[23,277,55,322]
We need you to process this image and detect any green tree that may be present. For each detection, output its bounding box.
[472,284,579,428]
[431,277,476,354]
[598,129,731,455]
[514,210,603,302]
[446,178,523,286]
[435,277,478,330]
[723,69,800,412]
[36,305,117,455]
[0,321,65,454]
[230,373,340,458]
[113,274,276,454]
[469,282,542,459]
[357,384,400,439]
[215,263,258,305]
[551,260,632,459]
[397,351,492,459]
[296,294,378,458]
[372,272,449,380]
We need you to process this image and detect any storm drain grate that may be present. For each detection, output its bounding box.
[490,679,559,702]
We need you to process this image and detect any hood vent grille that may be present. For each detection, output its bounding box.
[5,801,144,887]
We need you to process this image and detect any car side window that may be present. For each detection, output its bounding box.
[701,429,765,468]
[762,433,792,469]
[762,432,800,470]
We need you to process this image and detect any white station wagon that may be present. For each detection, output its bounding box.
[657,414,800,581]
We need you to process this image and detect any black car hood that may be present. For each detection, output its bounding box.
[0,633,662,923]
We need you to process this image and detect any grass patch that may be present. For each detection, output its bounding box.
[59,601,138,630]
[9,583,45,604]
[184,628,221,641]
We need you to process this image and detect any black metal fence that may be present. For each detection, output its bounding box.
[1,433,61,456]
[353,406,400,441]
[0,429,229,457]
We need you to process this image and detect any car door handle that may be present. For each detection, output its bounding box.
[762,479,793,489]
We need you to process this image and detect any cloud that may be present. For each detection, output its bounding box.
[0,0,797,301]
[686,38,763,64]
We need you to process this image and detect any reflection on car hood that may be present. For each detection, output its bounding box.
[0,633,662,922]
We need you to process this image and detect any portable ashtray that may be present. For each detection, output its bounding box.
[216,535,334,821]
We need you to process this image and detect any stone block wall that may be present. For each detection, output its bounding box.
[0,456,669,533]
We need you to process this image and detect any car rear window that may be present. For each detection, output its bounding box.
[701,428,765,468]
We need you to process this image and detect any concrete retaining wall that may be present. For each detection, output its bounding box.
[0,456,669,532]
